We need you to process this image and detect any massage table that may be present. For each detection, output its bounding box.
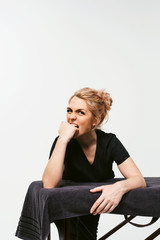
[15,177,160,240]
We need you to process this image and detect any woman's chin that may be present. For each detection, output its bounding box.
[73,131,79,139]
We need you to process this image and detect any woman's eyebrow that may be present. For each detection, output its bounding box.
[77,109,86,112]
[67,107,86,112]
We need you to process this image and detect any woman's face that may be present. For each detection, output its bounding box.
[67,96,96,138]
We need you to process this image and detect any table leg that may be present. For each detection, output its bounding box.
[98,216,135,240]
[145,228,160,240]
[52,219,70,240]
[47,231,50,240]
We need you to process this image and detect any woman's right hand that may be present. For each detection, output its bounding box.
[58,121,78,143]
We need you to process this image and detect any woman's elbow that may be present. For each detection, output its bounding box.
[142,178,147,188]
[42,177,60,189]
[43,183,54,189]
[139,175,147,188]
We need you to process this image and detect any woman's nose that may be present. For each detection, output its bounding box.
[69,113,77,120]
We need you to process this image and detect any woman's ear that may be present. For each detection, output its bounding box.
[92,117,101,128]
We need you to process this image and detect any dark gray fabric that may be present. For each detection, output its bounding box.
[15,177,160,240]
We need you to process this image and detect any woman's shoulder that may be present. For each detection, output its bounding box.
[96,128,116,138]
[96,129,118,146]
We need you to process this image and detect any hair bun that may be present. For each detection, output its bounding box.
[98,89,113,110]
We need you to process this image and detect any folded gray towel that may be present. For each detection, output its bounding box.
[15,177,160,240]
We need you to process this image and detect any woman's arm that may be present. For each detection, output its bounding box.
[90,157,146,215]
[42,121,78,188]
[116,157,146,193]
[42,137,67,188]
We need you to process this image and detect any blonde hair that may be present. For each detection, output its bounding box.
[69,87,113,128]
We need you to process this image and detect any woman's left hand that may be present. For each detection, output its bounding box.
[90,183,123,215]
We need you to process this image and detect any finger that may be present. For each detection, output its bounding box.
[99,203,112,214]
[107,204,117,213]
[101,204,116,214]
[90,195,104,214]
[92,200,107,215]
[90,186,104,192]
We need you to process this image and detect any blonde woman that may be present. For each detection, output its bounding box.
[42,87,146,240]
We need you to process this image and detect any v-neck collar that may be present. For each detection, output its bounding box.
[75,130,99,166]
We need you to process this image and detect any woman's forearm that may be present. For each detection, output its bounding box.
[42,121,78,188]
[114,175,146,195]
[42,137,68,188]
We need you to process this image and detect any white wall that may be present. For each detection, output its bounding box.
[0,1,160,239]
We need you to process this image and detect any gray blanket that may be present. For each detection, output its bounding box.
[15,177,160,240]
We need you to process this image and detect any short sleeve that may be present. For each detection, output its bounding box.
[48,136,59,160]
[110,135,130,165]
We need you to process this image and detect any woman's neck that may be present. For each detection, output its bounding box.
[76,130,97,149]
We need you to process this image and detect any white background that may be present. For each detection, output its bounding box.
[0,0,160,239]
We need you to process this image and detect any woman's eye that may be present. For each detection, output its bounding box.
[79,111,85,115]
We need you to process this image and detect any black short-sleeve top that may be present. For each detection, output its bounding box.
[49,129,130,182]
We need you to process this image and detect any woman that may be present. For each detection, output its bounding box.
[42,87,146,240]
